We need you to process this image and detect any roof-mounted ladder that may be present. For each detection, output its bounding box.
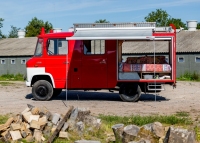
[72,22,172,32]
[73,22,156,29]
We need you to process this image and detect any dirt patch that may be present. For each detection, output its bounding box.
[0,81,200,119]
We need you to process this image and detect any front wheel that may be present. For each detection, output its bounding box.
[32,80,53,101]
[119,83,141,102]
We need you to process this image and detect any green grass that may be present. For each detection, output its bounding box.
[99,114,192,127]
[175,111,190,117]
[0,73,24,81]
[0,115,9,124]
[195,126,200,141]
[177,71,200,81]
[0,82,14,86]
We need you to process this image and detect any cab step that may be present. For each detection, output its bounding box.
[147,83,165,91]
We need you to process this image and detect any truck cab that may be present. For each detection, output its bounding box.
[26,22,176,102]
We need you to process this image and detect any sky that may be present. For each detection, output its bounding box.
[0,0,200,35]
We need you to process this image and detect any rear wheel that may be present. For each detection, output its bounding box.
[119,83,141,102]
[53,89,62,97]
[32,80,53,101]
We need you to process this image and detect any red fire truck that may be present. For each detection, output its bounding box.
[26,22,176,102]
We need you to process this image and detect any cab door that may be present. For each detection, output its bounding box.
[81,40,107,88]
[45,38,70,88]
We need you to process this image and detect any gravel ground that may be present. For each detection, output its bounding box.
[0,81,200,118]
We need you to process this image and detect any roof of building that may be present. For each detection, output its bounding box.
[122,30,200,54]
[0,37,37,56]
[0,30,200,56]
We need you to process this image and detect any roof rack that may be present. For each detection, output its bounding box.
[154,27,172,32]
[72,22,172,32]
[73,22,156,30]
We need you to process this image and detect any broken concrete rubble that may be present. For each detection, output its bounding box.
[164,126,196,143]
[0,104,197,143]
[0,105,103,143]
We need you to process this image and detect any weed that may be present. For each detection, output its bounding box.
[0,73,24,81]
[0,82,14,86]
[175,111,189,117]
[177,71,200,81]
[195,126,200,141]
[0,115,9,124]
[99,114,192,127]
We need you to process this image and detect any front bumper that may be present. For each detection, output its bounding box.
[26,81,31,87]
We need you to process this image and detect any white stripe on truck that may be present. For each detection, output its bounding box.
[26,67,55,88]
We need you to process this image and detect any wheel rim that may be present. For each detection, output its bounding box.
[36,86,48,97]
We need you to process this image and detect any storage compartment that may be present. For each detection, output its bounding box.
[117,36,175,81]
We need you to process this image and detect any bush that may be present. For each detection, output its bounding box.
[0,73,24,81]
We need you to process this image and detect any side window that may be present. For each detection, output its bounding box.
[83,40,105,55]
[47,39,68,55]
[35,39,43,56]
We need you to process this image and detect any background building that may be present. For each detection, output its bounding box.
[0,37,36,76]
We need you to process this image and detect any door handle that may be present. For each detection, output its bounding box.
[100,59,106,64]
[63,62,69,64]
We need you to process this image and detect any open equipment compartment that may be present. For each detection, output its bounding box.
[118,37,173,81]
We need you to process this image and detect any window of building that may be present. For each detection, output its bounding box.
[178,57,184,63]
[195,57,200,63]
[11,59,15,64]
[21,59,26,64]
[47,39,68,55]
[1,59,6,64]
[165,56,169,63]
[83,40,105,55]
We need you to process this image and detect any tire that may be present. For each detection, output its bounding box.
[53,89,62,97]
[32,80,53,101]
[119,83,141,102]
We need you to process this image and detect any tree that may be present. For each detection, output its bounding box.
[8,25,20,38]
[0,18,6,39]
[25,17,53,37]
[197,23,200,29]
[95,19,109,23]
[167,18,186,29]
[145,9,186,29]
[0,18,3,28]
[145,9,169,27]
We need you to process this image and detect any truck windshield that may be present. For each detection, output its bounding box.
[34,38,43,56]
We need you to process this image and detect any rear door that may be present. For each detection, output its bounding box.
[81,40,107,88]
